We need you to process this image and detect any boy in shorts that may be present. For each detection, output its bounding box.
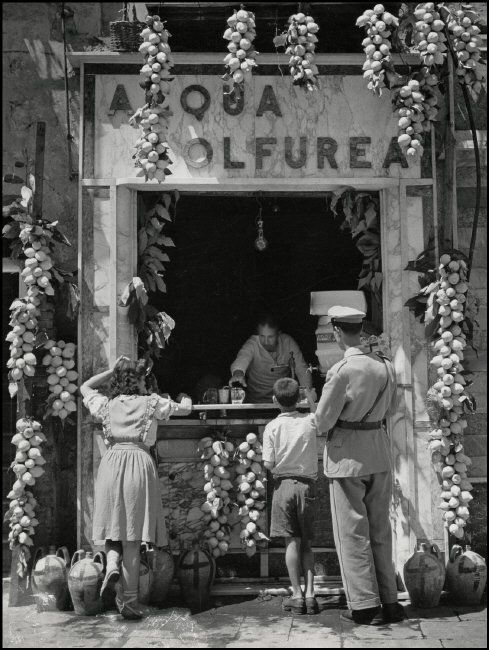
[262,377,319,615]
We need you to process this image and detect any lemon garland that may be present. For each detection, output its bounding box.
[235,433,268,557]
[426,253,476,539]
[356,4,398,96]
[43,340,78,421]
[200,437,233,558]
[356,3,486,164]
[132,13,174,183]
[222,6,258,98]
[444,4,486,102]
[284,12,320,92]
[3,183,74,577]
[6,417,46,549]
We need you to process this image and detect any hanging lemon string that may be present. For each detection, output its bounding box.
[426,253,476,539]
[356,3,486,164]
[200,437,233,558]
[222,5,258,99]
[132,13,174,182]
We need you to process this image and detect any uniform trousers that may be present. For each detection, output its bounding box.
[329,471,398,610]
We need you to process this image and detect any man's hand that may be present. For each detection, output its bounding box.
[305,387,317,403]
[230,371,247,388]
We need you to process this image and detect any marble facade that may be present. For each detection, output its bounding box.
[78,59,436,574]
[94,74,419,180]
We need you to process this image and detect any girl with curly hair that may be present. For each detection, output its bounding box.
[80,356,192,619]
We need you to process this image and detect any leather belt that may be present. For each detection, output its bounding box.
[335,419,383,430]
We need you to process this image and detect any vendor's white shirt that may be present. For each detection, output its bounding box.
[230,333,310,403]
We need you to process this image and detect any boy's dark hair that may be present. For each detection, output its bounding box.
[256,312,280,331]
[331,319,363,336]
[273,377,300,408]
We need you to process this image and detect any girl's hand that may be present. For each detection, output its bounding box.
[176,392,190,402]
[114,355,130,368]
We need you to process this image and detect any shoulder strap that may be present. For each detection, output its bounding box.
[359,355,390,423]
[139,393,159,442]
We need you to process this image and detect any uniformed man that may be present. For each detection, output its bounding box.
[312,305,405,626]
[230,313,315,403]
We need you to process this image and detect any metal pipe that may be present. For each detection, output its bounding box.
[431,123,439,263]
[441,7,481,281]
[61,2,77,180]
[447,55,458,249]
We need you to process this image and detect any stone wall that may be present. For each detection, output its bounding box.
[2,2,113,568]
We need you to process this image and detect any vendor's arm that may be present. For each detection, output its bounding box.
[313,369,349,433]
[305,387,317,413]
[230,337,256,386]
[288,337,313,391]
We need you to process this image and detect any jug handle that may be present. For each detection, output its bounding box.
[431,543,442,560]
[449,544,463,564]
[32,546,46,569]
[71,550,83,567]
[57,546,70,565]
[93,550,107,572]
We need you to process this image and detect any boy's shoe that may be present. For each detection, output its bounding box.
[282,596,306,615]
[382,602,407,623]
[305,596,320,615]
[341,606,386,626]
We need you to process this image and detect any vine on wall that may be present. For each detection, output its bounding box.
[120,192,179,360]
[330,188,383,312]
[406,249,479,539]
[2,173,78,576]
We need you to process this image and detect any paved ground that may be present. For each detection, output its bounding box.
[3,581,486,648]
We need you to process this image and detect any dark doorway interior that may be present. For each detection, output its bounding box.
[140,193,365,399]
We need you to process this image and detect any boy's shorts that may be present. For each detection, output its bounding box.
[270,477,316,540]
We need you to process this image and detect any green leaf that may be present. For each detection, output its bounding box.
[162,194,172,209]
[155,204,171,221]
[155,274,166,293]
[161,236,175,247]
[138,230,148,254]
[3,174,24,184]
[273,33,287,48]
[146,273,156,293]
[147,246,169,262]
[151,217,163,231]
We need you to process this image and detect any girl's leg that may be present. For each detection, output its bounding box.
[105,539,122,572]
[120,541,141,604]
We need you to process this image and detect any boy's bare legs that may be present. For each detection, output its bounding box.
[285,537,303,599]
[300,539,315,598]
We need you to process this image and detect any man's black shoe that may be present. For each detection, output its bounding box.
[341,606,386,626]
[383,602,407,623]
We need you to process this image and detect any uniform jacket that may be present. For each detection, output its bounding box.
[314,346,398,478]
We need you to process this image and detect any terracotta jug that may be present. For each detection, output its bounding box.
[146,546,174,605]
[68,550,105,615]
[403,541,446,607]
[446,545,487,605]
[31,545,71,611]
[178,543,215,612]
